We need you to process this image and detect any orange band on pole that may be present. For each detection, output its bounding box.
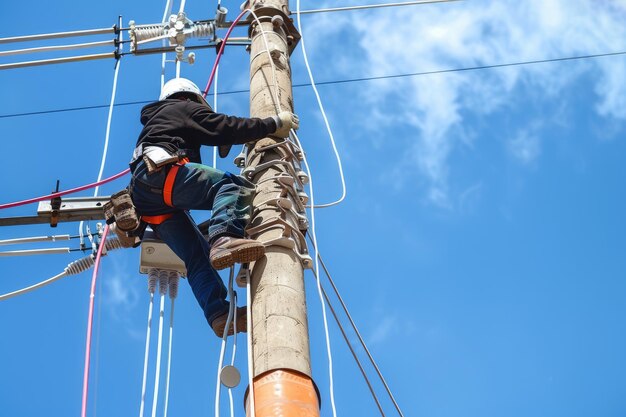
[247,369,320,417]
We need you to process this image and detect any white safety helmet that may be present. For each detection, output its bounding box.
[159,78,210,106]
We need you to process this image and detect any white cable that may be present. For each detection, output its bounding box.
[0,234,70,246]
[0,248,71,257]
[296,0,347,208]
[139,271,158,417]
[215,267,236,417]
[160,0,174,88]
[0,271,67,301]
[213,65,219,169]
[93,55,122,196]
[228,293,238,417]
[291,130,338,417]
[151,271,169,417]
[296,0,462,14]
[0,241,123,302]
[246,269,256,417]
[163,271,179,417]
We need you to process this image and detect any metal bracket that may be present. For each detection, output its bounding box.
[246,217,312,269]
[246,6,301,54]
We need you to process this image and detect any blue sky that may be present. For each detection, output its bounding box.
[1,1,626,416]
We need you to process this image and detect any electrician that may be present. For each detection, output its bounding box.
[129,78,299,337]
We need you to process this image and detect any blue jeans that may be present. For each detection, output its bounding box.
[130,160,255,325]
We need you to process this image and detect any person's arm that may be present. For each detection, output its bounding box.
[188,103,278,146]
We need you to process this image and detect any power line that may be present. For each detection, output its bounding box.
[297,0,462,15]
[2,50,625,119]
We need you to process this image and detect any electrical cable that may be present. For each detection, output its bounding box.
[245,268,256,417]
[291,130,339,417]
[163,271,180,417]
[151,270,169,417]
[0,271,67,301]
[228,291,238,417]
[212,65,219,169]
[91,40,123,411]
[296,0,347,208]
[80,224,110,417]
[317,277,386,417]
[296,0,462,15]
[0,234,71,246]
[93,58,122,196]
[309,236,406,417]
[0,168,130,210]
[6,50,626,120]
[160,0,174,89]
[139,271,158,417]
[202,8,249,97]
[215,267,237,417]
[0,237,123,302]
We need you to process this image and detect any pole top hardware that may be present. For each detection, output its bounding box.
[128,14,216,55]
[246,6,301,54]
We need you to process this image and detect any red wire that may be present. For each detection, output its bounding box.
[0,168,130,210]
[80,224,110,417]
[203,8,250,98]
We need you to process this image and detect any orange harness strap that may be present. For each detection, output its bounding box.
[141,157,190,225]
[142,213,174,225]
[163,158,189,207]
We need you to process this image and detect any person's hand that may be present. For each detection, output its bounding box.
[273,111,299,137]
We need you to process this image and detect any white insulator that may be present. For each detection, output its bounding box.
[148,269,159,294]
[133,25,166,43]
[191,22,215,38]
[168,271,180,299]
[65,255,95,276]
[158,269,170,296]
[104,237,123,251]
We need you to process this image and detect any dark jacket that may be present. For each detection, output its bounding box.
[134,98,277,165]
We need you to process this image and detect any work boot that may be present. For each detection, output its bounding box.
[209,236,265,270]
[211,306,247,337]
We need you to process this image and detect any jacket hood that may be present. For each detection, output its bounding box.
[140,100,175,126]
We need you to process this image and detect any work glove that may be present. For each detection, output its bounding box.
[272,111,299,138]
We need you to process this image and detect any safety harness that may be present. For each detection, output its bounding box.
[104,155,190,246]
[141,157,189,225]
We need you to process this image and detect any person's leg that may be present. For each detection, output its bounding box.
[153,211,230,325]
[169,163,255,239]
[167,163,264,269]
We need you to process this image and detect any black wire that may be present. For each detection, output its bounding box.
[309,235,406,417]
[1,50,624,120]
[317,278,387,417]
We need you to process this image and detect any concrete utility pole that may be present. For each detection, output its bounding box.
[245,1,319,416]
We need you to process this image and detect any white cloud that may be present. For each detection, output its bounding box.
[302,0,626,206]
[508,129,541,165]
